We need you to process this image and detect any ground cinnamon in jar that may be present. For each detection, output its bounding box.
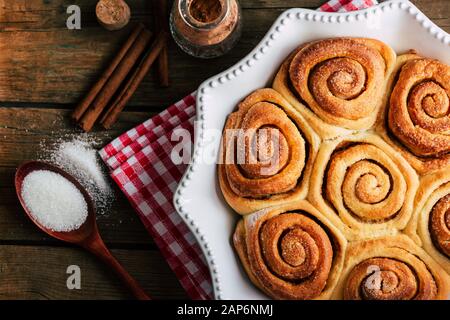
[170,0,242,58]
[189,0,223,23]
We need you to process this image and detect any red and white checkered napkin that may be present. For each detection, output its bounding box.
[318,0,377,12]
[99,0,378,300]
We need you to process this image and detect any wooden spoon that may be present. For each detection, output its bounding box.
[15,161,151,300]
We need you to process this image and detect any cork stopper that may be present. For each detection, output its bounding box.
[96,0,131,31]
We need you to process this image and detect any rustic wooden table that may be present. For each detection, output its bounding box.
[0,0,448,300]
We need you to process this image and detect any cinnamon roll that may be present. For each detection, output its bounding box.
[332,236,450,300]
[405,168,450,274]
[309,133,419,240]
[273,37,396,139]
[218,88,319,214]
[378,54,450,174]
[233,200,347,299]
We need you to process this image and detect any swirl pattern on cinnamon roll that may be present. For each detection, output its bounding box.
[430,196,450,258]
[233,201,346,299]
[405,168,450,274]
[309,133,419,240]
[218,89,319,214]
[333,236,450,300]
[382,55,450,174]
[273,38,396,138]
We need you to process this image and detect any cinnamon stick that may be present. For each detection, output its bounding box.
[157,43,169,87]
[100,32,167,129]
[78,28,152,132]
[155,0,169,87]
[72,23,144,122]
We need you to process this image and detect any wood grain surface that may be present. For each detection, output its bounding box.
[0,0,448,299]
[0,0,448,107]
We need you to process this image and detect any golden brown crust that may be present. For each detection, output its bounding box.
[218,88,320,214]
[332,235,450,300]
[405,168,450,274]
[376,54,450,174]
[308,132,419,240]
[233,200,347,300]
[273,38,396,139]
[222,39,450,300]
[430,196,450,258]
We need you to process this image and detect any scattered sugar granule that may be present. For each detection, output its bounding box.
[41,135,114,215]
[21,170,88,232]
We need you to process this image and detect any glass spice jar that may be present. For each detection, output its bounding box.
[170,0,242,59]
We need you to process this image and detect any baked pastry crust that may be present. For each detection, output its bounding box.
[218,88,320,214]
[233,200,347,300]
[217,37,450,299]
[405,168,450,274]
[273,37,396,139]
[309,132,419,240]
[376,53,450,174]
[332,235,450,300]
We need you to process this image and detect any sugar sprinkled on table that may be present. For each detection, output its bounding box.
[41,136,114,215]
